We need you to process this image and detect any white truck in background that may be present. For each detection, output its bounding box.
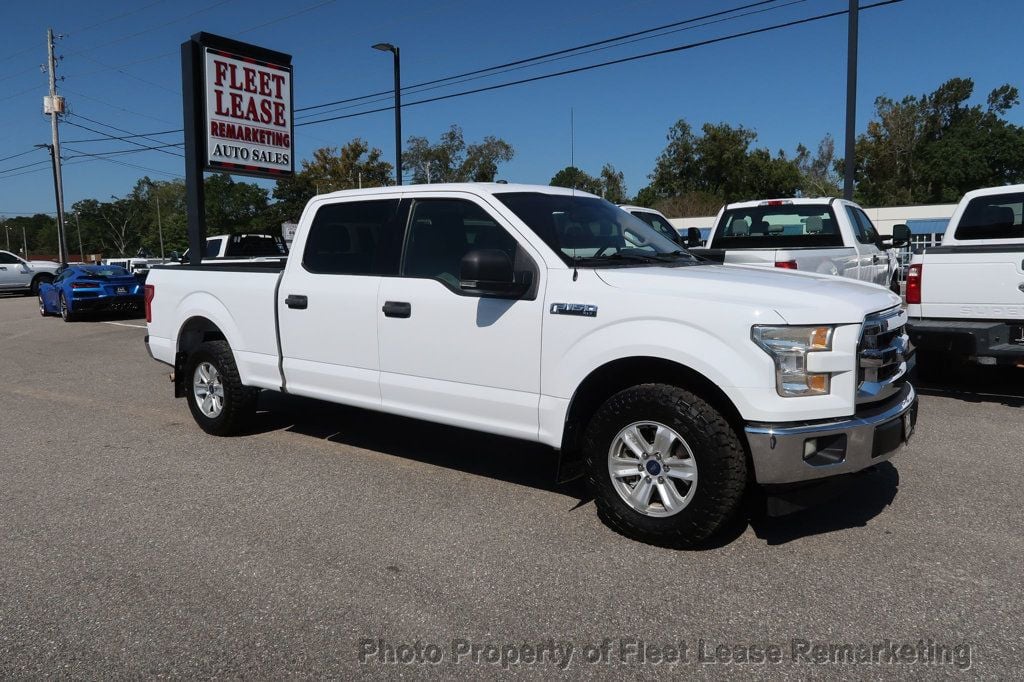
[692,198,905,293]
[144,183,917,546]
[0,250,60,295]
[174,233,289,263]
[906,184,1024,372]
[619,205,702,248]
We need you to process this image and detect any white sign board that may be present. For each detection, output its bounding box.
[203,47,292,176]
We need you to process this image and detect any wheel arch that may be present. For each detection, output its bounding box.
[559,356,747,458]
[174,316,229,398]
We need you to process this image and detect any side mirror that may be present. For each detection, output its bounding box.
[891,224,910,247]
[168,251,180,262]
[686,227,702,248]
[459,249,527,297]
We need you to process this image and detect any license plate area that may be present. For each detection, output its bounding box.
[1010,324,1024,345]
[116,287,127,295]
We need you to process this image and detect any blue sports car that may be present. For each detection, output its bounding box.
[38,264,144,322]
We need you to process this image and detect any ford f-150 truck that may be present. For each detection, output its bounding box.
[693,198,905,293]
[144,184,917,545]
[905,184,1024,371]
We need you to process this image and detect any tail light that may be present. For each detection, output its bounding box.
[71,281,98,289]
[906,264,922,304]
[775,260,798,270]
[144,284,155,323]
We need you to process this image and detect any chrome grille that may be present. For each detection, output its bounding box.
[858,307,911,405]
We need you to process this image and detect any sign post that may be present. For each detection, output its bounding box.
[181,32,293,265]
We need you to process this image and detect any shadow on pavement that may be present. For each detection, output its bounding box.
[749,463,900,545]
[914,362,1024,408]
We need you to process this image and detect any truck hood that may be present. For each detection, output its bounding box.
[595,264,900,325]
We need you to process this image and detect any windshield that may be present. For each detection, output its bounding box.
[493,193,696,266]
[712,204,844,249]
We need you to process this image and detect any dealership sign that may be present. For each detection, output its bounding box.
[184,33,294,179]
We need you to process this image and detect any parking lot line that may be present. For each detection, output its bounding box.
[101,321,147,329]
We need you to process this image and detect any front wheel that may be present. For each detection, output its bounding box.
[584,383,748,547]
[184,340,259,436]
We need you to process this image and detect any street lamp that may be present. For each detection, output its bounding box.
[372,42,402,186]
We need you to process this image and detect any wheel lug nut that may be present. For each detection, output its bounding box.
[663,466,670,472]
[637,464,643,472]
[658,476,665,484]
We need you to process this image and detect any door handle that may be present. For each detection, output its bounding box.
[382,300,411,318]
[0,266,6,271]
[285,294,307,309]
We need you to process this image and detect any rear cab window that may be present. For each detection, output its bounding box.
[302,199,405,275]
[711,204,843,249]
[954,192,1024,241]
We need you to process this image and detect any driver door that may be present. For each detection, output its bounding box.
[377,194,545,441]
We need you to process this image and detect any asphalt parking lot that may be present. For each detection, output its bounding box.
[1,292,1022,677]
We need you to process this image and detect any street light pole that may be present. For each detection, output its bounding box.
[74,211,84,263]
[842,0,859,200]
[372,43,402,186]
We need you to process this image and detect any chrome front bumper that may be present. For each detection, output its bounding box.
[745,384,917,485]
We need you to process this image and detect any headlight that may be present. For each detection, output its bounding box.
[752,325,834,397]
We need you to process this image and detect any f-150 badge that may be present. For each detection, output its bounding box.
[550,303,598,317]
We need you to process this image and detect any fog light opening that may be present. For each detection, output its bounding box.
[802,434,847,466]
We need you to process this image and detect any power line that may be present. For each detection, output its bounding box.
[0,147,43,164]
[60,145,183,178]
[297,0,903,128]
[65,113,185,157]
[63,127,183,144]
[64,143,183,159]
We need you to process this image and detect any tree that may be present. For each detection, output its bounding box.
[599,164,627,203]
[404,125,514,183]
[203,173,270,234]
[272,139,393,222]
[796,134,841,197]
[549,166,602,195]
[853,77,1024,206]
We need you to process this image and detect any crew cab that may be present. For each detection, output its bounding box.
[693,198,905,293]
[0,250,59,295]
[144,184,917,545]
[905,184,1024,371]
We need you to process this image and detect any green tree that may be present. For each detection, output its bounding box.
[203,173,270,234]
[404,125,514,183]
[599,164,628,203]
[549,166,602,195]
[796,134,841,198]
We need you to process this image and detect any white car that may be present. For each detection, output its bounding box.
[906,183,1024,371]
[618,205,699,247]
[693,198,905,293]
[144,184,916,545]
[0,250,60,295]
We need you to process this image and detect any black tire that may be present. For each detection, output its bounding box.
[890,277,902,297]
[584,383,748,547]
[59,293,77,322]
[184,340,259,436]
[29,274,52,296]
[912,351,946,385]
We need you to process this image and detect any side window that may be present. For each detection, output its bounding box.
[402,199,520,288]
[302,199,402,275]
[847,207,880,245]
[204,238,225,258]
[0,252,21,265]
[954,193,1024,240]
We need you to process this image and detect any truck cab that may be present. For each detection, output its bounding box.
[0,250,60,295]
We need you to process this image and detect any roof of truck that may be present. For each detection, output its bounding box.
[314,183,602,201]
[724,197,841,209]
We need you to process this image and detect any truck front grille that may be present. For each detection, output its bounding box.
[858,307,912,405]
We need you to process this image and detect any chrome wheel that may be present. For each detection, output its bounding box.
[38,293,46,316]
[607,421,698,517]
[59,294,68,320]
[193,361,225,419]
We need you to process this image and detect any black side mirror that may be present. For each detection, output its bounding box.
[459,249,527,297]
[891,224,910,247]
[686,227,702,248]
[168,251,180,262]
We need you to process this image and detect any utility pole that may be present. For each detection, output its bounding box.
[3,220,8,251]
[22,226,29,260]
[45,28,69,266]
[842,0,859,200]
[74,211,84,263]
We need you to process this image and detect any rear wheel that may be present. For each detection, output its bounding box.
[584,383,748,547]
[184,340,258,436]
[59,293,77,322]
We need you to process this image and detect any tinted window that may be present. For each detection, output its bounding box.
[954,193,1024,241]
[0,252,21,264]
[402,199,521,287]
[493,193,691,266]
[204,238,225,258]
[631,211,680,243]
[846,206,880,245]
[224,235,287,257]
[303,199,402,275]
[712,205,843,249]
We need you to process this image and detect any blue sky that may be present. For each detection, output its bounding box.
[1,0,1022,216]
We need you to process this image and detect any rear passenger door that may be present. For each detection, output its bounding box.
[278,194,405,409]
[376,194,545,442]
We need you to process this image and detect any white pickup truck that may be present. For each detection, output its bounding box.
[693,198,904,293]
[144,184,917,545]
[0,250,60,294]
[906,184,1024,371]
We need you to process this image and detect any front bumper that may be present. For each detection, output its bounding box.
[745,383,917,485]
[908,318,1024,361]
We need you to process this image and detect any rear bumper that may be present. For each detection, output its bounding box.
[71,294,144,313]
[745,383,917,485]
[907,318,1024,360]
